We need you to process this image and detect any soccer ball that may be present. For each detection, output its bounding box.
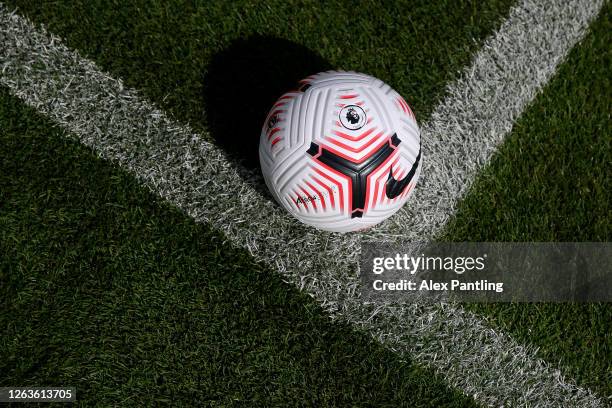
[259,71,422,232]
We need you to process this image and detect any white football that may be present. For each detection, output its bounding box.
[259,71,422,232]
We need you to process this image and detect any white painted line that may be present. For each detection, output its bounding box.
[365,0,606,243]
[0,1,605,406]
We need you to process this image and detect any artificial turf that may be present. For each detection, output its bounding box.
[0,89,477,406]
[442,3,611,396]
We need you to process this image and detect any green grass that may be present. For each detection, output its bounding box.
[442,4,611,396]
[1,0,611,405]
[0,89,477,406]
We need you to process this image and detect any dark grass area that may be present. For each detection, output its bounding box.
[5,0,515,171]
[0,89,477,406]
[442,4,611,396]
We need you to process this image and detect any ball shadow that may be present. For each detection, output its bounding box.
[202,36,332,195]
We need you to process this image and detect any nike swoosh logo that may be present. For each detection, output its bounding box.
[385,146,421,199]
